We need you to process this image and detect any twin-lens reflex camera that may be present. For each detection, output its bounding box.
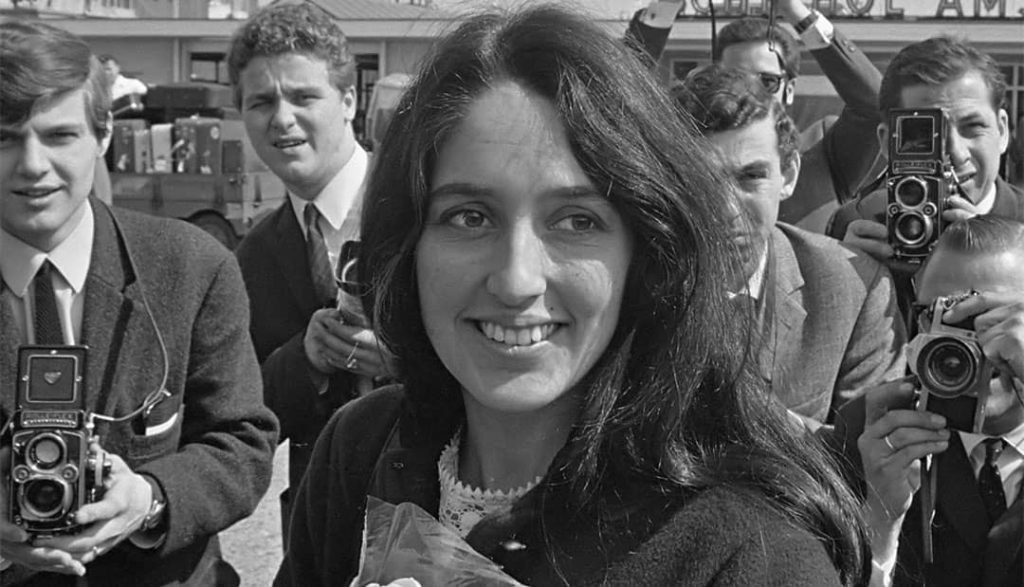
[907,293,993,432]
[886,108,959,262]
[8,346,109,537]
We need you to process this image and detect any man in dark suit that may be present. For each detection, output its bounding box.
[0,21,277,584]
[229,3,392,536]
[629,0,882,233]
[830,216,1023,586]
[675,65,905,427]
[828,37,1024,328]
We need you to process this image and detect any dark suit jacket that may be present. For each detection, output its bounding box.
[829,396,1023,587]
[277,387,841,586]
[763,224,906,423]
[235,201,359,491]
[626,14,882,234]
[0,199,278,586]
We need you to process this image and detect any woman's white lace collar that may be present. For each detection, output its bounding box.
[437,429,542,538]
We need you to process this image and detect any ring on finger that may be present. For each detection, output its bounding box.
[884,434,897,453]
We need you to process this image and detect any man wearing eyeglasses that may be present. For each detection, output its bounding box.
[674,65,905,429]
[629,0,882,234]
[828,215,1024,586]
[0,21,278,584]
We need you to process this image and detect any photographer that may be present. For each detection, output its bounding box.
[0,21,277,584]
[830,216,1024,586]
[827,37,1024,324]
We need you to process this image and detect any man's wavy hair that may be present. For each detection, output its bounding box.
[226,2,356,108]
[359,5,868,584]
[0,20,111,138]
[673,64,800,169]
[714,17,801,79]
[880,36,1007,115]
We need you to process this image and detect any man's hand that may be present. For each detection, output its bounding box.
[0,446,86,576]
[942,194,983,224]
[843,219,921,276]
[777,0,813,23]
[36,448,152,565]
[304,308,395,379]
[944,290,1024,382]
[858,378,949,557]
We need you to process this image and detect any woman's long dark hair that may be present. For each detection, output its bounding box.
[360,5,869,585]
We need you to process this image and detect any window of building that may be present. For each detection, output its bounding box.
[189,52,228,85]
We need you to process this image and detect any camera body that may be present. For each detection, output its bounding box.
[9,346,107,537]
[886,108,957,262]
[907,294,993,432]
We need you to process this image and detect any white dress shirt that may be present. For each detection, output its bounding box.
[960,421,1024,508]
[288,144,368,274]
[1,204,94,345]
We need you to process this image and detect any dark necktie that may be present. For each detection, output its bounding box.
[978,437,1007,524]
[33,260,63,345]
[304,203,337,306]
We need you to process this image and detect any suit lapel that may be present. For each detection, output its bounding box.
[80,201,152,419]
[765,229,806,390]
[0,285,20,420]
[936,434,990,556]
[271,201,319,316]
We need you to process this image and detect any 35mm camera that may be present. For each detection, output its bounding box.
[907,294,993,432]
[886,108,957,262]
[9,346,108,537]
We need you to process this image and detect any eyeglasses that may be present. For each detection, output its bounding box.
[757,72,786,94]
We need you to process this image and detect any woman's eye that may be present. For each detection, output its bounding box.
[552,214,598,232]
[445,209,491,229]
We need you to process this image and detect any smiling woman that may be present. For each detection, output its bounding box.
[276,4,871,586]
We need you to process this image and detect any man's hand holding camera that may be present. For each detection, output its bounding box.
[859,378,949,561]
[843,191,982,274]
[945,290,1024,385]
[304,309,393,380]
[1,441,157,576]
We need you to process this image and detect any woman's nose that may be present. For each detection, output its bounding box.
[485,224,548,307]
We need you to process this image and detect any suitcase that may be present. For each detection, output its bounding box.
[173,117,251,174]
[132,128,151,173]
[150,124,173,173]
[111,119,148,173]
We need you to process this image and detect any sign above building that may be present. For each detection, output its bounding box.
[678,0,1024,19]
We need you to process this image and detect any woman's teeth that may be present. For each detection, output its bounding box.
[479,322,557,346]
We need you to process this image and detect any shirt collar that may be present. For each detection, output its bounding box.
[973,181,997,215]
[289,144,368,233]
[1,203,94,297]
[960,418,1024,461]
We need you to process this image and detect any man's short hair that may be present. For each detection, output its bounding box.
[98,54,117,65]
[879,36,1007,115]
[714,17,800,79]
[673,64,800,169]
[0,20,110,138]
[227,2,356,108]
[933,215,1024,258]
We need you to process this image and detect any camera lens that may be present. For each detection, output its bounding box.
[895,213,931,246]
[919,338,978,397]
[896,177,928,207]
[23,478,67,518]
[28,435,64,469]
